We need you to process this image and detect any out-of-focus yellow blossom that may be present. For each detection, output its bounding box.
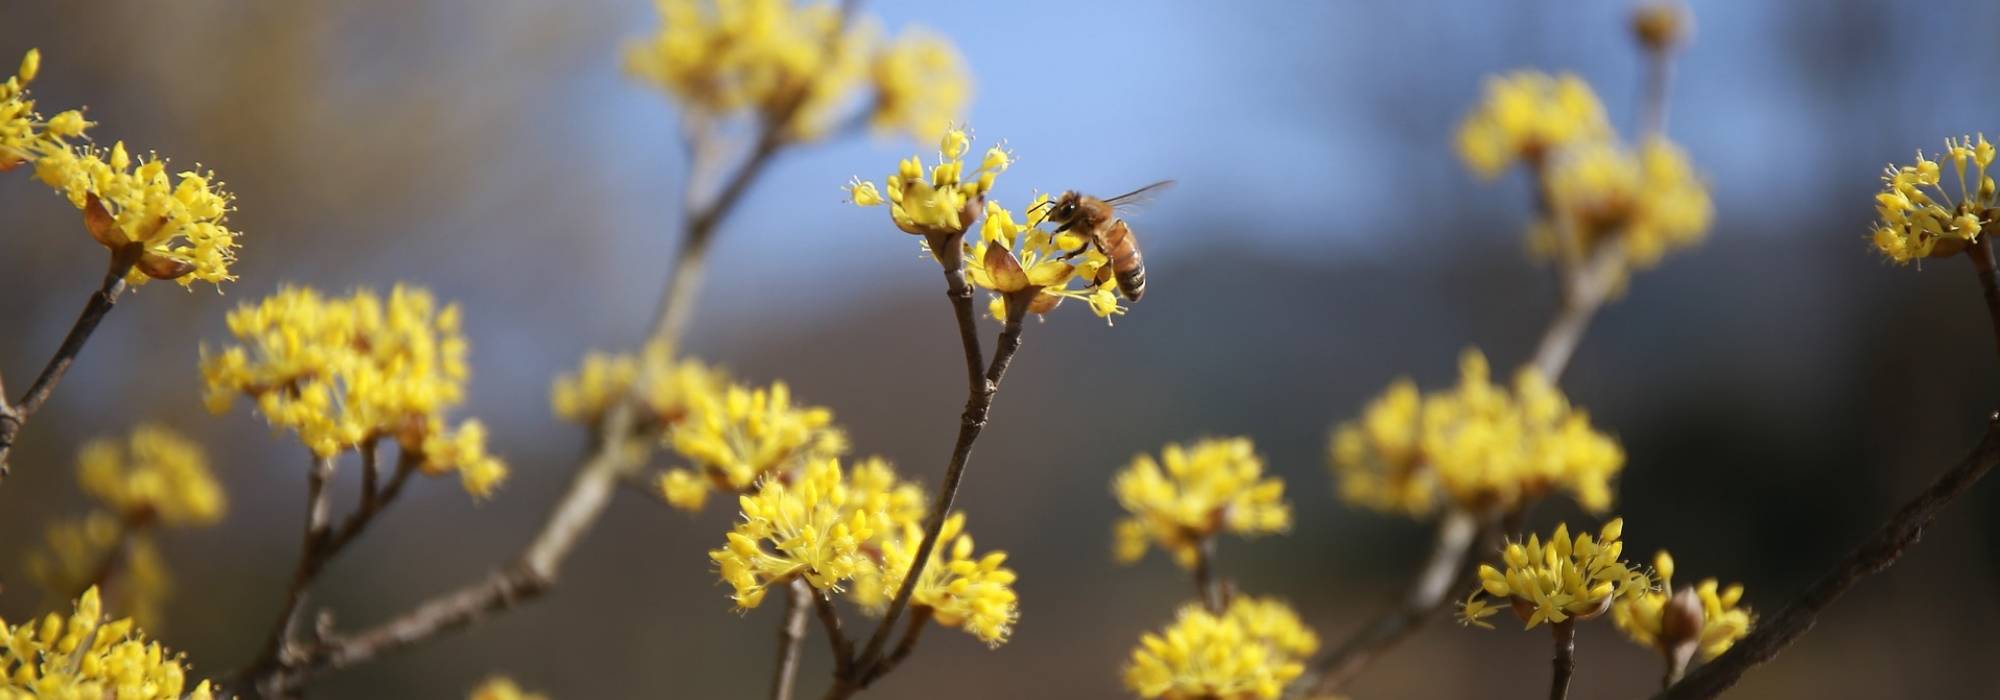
[200,286,507,497]
[842,456,932,609]
[1456,72,1611,180]
[24,514,172,629]
[872,513,1020,647]
[468,677,549,700]
[1612,550,1753,661]
[0,49,92,171]
[1872,134,1996,264]
[968,196,1125,323]
[550,342,723,429]
[625,0,865,140]
[1536,137,1711,272]
[868,30,969,143]
[0,588,213,700]
[659,378,844,511]
[76,425,224,527]
[849,128,1010,239]
[1112,438,1290,569]
[1459,519,1649,630]
[1123,597,1320,700]
[711,457,880,609]
[34,141,238,289]
[1330,349,1623,518]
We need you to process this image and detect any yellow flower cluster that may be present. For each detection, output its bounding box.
[1330,350,1623,518]
[624,0,969,142]
[1455,72,1610,180]
[1872,134,1995,263]
[848,129,1128,321]
[0,49,91,171]
[23,514,172,630]
[468,677,549,700]
[76,425,224,527]
[0,588,213,700]
[1112,438,1291,569]
[33,140,239,289]
[872,513,1020,646]
[1123,597,1320,700]
[1538,137,1712,271]
[1612,551,1753,661]
[659,378,844,511]
[1459,519,1650,630]
[848,128,1009,238]
[712,457,884,609]
[550,342,722,429]
[200,286,507,497]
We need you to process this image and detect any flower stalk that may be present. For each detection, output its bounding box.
[0,247,137,476]
[1549,620,1577,700]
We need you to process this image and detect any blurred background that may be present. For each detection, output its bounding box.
[3,0,1998,697]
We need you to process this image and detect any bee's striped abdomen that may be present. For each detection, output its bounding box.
[1103,219,1146,301]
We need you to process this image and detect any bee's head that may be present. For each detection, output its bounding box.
[1037,191,1082,227]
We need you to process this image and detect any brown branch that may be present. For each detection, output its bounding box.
[77,513,143,599]
[1530,241,1625,381]
[1969,237,2000,358]
[771,580,813,700]
[1655,417,2000,699]
[0,253,135,477]
[824,293,1028,700]
[1292,509,1479,697]
[811,589,854,679]
[242,454,338,696]
[1192,535,1223,613]
[859,607,931,687]
[1548,619,1576,700]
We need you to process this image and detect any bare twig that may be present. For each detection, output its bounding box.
[771,580,813,700]
[1530,242,1625,381]
[1655,251,2000,699]
[1192,536,1223,613]
[811,590,854,679]
[0,254,135,476]
[860,608,931,687]
[77,513,142,598]
[820,292,1028,700]
[1548,619,1576,700]
[1293,509,1478,697]
[244,454,338,695]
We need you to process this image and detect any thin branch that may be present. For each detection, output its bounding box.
[860,607,931,686]
[1530,241,1625,381]
[1292,509,1478,697]
[1192,536,1223,613]
[0,254,135,476]
[1548,620,1577,700]
[325,448,417,556]
[851,304,1027,678]
[811,589,854,679]
[77,514,141,599]
[1654,418,2000,699]
[1969,237,2000,358]
[771,580,813,700]
[1640,52,1672,138]
[245,454,338,695]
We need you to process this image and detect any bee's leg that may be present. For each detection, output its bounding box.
[1058,235,1097,261]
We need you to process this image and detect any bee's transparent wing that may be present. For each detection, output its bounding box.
[1101,180,1176,214]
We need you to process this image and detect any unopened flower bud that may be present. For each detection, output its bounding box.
[1632,2,1690,54]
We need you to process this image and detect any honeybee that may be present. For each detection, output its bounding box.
[1041,181,1174,302]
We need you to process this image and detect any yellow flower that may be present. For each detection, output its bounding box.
[200,286,506,498]
[967,196,1126,322]
[1536,136,1711,273]
[1123,597,1320,700]
[711,457,881,609]
[1462,519,1650,630]
[849,127,1009,239]
[23,514,173,631]
[1612,551,1753,661]
[0,49,92,171]
[33,141,239,289]
[1112,438,1290,569]
[551,342,724,429]
[659,378,844,511]
[868,29,970,143]
[1330,349,1623,518]
[1456,71,1611,180]
[1872,134,1996,264]
[76,425,224,527]
[0,588,214,700]
[468,676,549,700]
[870,513,1020,647]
